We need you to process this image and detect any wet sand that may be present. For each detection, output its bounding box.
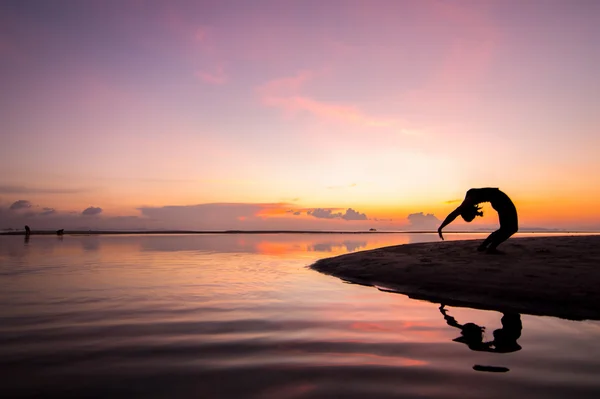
[311,235,600,321]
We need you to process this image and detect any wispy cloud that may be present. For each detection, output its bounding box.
[445,199,462,204]
[194,26,207,43]
[196,65,227,85]
[280,197,300,203]
[258,71,403,128]
[0,185,86,194]
[405,1,499,109]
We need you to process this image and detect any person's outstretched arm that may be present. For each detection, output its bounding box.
[438,207,461,240]
[438,194,476,240]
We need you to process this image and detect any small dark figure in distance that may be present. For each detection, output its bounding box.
[438,187,518,254]
[56,229,64,236]
[25,225,31,236]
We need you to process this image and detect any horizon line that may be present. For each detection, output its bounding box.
[3,229,600,236]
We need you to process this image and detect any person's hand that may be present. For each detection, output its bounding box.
[438,228,444,240]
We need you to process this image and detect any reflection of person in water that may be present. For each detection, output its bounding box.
[439,305,522,353]
[24,225,31,244]
[438,188,518,253]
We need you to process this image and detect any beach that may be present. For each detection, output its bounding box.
[311,235,600,321]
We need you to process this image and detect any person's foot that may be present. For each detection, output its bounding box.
[485,248,505,255]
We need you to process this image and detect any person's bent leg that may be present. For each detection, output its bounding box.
[477,239,490,251]
[478,231,498,251]
[487,226,517,252]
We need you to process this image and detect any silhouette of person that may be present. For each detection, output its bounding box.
[488,313,522,353]
[439,305,490,351]
[25,225,31,236]
[438,188,518,253]
[439,305,522,354]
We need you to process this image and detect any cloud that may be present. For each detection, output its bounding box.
[307,207,369,221]
[138,202,378,230]
[342,208,367,221]
[445,199,462,204]
[261,70,313,95]
[82,206,102,216]
[194,26,207,42]
[258,71,403,128]
[196,66,227,84]
[0,201,374,231]
[307,208,342,219]
[9,200,32,210]
[40,207,56,216]
[405,1,499,111]
[266,95,396,127]
[138,203,270,229]
[407,212,440,230]
[0,185,85,194]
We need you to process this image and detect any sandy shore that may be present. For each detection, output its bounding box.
[311,235,600,321]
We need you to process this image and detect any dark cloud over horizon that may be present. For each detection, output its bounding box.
[0,208,149,231]
[9,200,32,210]
[1,201,375,231]
[138,203,266,230]
[40,207,57,216]
[138,203,373,230]
[307,208,340,219]
[1,199,595,231]
[82,206,102,216]
[307,207,368,221]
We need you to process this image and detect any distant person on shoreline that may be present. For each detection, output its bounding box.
[25,225,31,236]
[438,187,518,254]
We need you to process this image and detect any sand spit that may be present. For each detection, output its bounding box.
[311,235,600,321]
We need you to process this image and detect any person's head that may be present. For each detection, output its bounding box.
[461,204,483,222]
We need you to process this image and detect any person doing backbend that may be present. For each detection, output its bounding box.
[438,188,518,253]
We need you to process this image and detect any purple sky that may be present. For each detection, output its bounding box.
[1,1,599,230]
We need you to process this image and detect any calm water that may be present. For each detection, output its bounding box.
[1,233,599,398]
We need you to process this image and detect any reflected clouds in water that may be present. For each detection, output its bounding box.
[137,234,397,257]
[309,241,367,253]
[80,237,100,252]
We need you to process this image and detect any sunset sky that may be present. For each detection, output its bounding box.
[1,0,599,231]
